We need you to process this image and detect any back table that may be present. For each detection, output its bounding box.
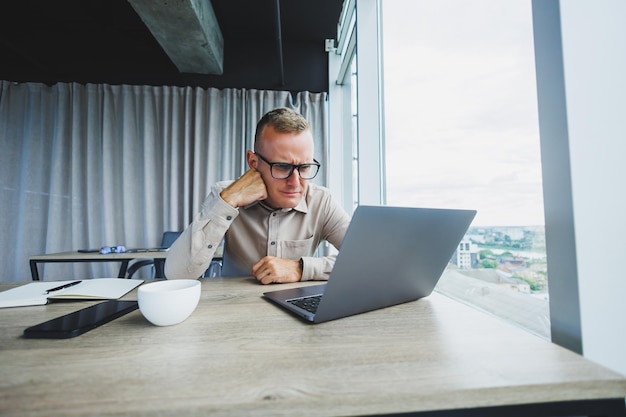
[29,250,169,280]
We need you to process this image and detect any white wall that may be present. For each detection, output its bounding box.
[560,0,626,376]
[534,0,626,376]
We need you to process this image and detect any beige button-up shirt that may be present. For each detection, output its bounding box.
[165,181,350,280]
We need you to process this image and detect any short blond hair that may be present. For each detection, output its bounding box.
[254,107,310,151]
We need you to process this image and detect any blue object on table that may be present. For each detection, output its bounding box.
[100,246,126,255]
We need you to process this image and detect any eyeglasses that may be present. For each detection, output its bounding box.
[255,152,321,180]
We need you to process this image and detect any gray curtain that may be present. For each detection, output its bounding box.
[0,81,328,281]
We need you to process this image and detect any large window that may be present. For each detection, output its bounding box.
[382,0,549,338]
[330,0,626,374]
[327,0,385,214]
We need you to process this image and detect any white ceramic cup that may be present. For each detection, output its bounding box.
[138,280,201,326]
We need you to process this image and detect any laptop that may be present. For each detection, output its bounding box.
[263,205,476,323]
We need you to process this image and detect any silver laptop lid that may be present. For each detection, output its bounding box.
[312,205,476,323]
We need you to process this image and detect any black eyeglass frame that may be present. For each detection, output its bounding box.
[255,152,321,180]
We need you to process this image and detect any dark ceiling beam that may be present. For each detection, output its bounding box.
[127,0,224,75]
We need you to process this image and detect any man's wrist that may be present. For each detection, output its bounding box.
[219,190,238,208]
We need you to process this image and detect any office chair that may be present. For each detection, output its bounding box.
[126,231,181,279]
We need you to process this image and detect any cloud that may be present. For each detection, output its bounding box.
[382,0,544,226]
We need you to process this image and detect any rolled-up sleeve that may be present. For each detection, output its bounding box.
[300,255,336,281]
[165,184,238,279]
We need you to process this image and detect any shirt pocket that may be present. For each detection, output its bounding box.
[279,236,315,260]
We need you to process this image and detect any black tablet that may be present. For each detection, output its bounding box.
[23,300,138,339]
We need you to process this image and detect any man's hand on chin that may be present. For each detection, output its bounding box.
[220,169,268,208]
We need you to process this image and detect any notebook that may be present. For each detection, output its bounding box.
[263,205,476,323]
[0,278,144,308]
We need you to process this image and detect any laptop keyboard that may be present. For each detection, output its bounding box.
[287,295,322,314]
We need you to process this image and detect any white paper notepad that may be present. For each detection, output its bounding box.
[0,279,143,308]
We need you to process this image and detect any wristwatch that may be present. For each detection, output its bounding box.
[299,258,304,272]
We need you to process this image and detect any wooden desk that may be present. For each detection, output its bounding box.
[28,250,169,281]
[1,278,625,417]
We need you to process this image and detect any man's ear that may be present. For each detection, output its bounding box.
[246,150,257,169]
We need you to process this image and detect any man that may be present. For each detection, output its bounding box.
[165,107,350,284]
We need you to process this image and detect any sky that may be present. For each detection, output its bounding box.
[382,0,545,227]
